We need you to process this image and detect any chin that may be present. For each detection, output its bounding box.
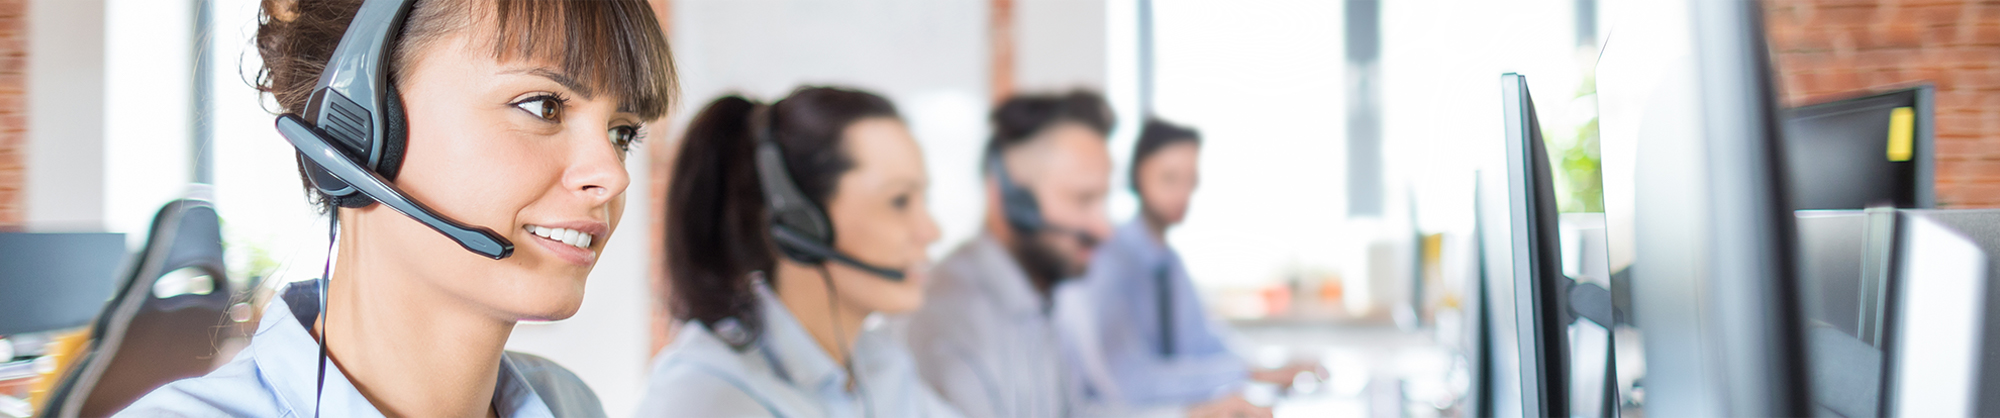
[513,296,586,322]
[493,271,589,322]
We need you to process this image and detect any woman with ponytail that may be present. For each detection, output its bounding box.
[637,87,957,417]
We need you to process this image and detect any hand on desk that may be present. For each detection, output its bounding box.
[1188,394,1272,418]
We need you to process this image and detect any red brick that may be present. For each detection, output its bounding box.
[1782,51,1836,72]
[1819,6,1885,26]
[1856,49,1922,70]
[1823,70,1869,93]
[1921,66,1960,89]
[1941,112,1986,136]
[1943,182,2000,208]
[1973,24,2000,45]
[1951,48,2000,69]
[1884,23,1929,48]
[1941,90,1983,108]
[0,0,20,226]
[1938,137,1985,158]
[1913,4,1973,26]
[1982,2,2000,22]
[1961,68,2000,88]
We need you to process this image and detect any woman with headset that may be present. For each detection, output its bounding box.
[636,87,956,417]
[119,0,675,416]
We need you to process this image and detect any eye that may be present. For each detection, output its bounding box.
[511,94,566,122]
[891,193,911,210]
[608,125,643,156]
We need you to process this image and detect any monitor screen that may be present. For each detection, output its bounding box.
[0,232,127,335]
[1782,87,1935,210]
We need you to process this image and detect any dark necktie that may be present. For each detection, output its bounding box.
[1156,262,1175,358]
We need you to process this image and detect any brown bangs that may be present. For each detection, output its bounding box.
[477,0,678,120]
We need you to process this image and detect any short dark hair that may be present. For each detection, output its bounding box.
[1129,117,1201,192]
[981,90,1115,171]
[664,87,900,348]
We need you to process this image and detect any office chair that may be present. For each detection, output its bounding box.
[41,188,236,417]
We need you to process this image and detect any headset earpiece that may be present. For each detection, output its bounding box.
[991,155,1047,232]
[753,106,908,281]
[376,78,408,183]
[273,0,510,259]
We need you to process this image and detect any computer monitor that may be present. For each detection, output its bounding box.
[1622,1,1811,415]
[1464,174,1495,418]
[1484,72,1568,417]
[1783,86,1935,210]
[1879,209,2000,415]
[0,232,127,335]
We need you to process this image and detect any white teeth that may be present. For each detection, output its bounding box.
[528,225,592,250]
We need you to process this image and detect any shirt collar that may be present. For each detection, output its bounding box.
[964,234,1053,316]
[257,282,555,418]
[1113,219,1172,265]
[751,283,852,397]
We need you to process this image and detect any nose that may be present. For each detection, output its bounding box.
[564,129,632,207]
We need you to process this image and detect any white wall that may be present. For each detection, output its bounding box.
[104,0,195,248]
[25,0,107,231]
[1148,0,1348,294]
[1016,0,1106,92]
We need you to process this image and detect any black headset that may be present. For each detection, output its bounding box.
[990,153,1099,247]
[752,106,908,281]
[991,154,1047,232]
[272,0,512,260]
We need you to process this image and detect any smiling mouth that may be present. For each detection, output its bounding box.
[526,225,595,250]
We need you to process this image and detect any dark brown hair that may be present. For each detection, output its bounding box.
[981,90,1115,171]
[664,87,899,347]
[256,0,678,212]
[1130,117,1201,192]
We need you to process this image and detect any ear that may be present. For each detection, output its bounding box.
[982,176,1010,239]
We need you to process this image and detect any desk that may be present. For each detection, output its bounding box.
[1229,321,1460,418]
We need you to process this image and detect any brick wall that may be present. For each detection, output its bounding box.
[1765,0,2000,207]
[0,0,24,225]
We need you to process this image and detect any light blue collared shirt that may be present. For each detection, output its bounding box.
[118,282,575,417]
[635,281,960,418]
[1061,220,1247,408]
[904,235,1076,418]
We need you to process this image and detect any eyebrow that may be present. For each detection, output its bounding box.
[503,67,598,100]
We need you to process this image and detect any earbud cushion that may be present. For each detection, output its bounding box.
[377,80,408,182]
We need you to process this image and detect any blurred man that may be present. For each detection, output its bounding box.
[1060,118,1325,414]
[904,91,1117,417]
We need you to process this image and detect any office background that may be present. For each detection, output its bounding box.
[1,0,1998,415]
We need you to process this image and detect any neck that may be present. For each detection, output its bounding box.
[322,219,509,417]
[1140,207,1171,243]
[772,262,869,367]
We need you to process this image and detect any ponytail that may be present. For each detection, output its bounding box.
[663,87,902,348]
[665,95,773,343]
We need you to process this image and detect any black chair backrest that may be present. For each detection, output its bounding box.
[42,192,234,417]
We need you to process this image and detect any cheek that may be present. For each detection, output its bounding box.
[840,214,906,260]
[403,127,557,220]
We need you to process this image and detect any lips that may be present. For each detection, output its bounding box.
[523,222,609,266]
